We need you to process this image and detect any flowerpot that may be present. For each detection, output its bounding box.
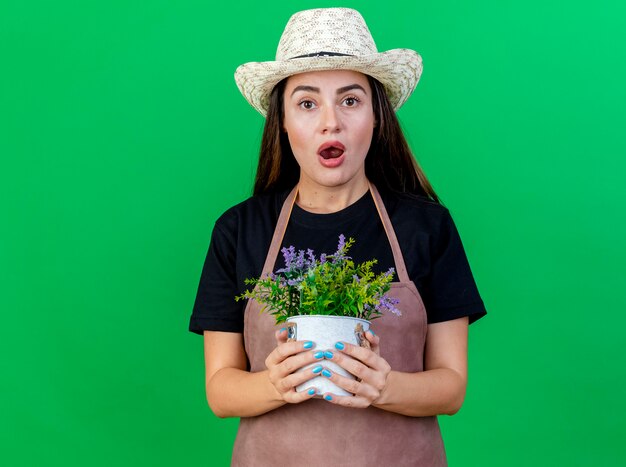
[285,315,370,397]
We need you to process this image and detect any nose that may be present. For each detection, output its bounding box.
[320,105,341,134]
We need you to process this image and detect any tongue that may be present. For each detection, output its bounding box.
[320,148,344,159]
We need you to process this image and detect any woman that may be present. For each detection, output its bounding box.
[189,8,486,466]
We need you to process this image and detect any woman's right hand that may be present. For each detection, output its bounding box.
[264,328,322,403]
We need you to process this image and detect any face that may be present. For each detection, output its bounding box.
[282,70,375,192]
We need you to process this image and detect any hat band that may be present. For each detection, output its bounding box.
[289,51,354,59]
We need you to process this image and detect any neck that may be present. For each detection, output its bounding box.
[296,178,370,214]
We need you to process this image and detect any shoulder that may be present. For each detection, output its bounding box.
[213,190,291,235]
[379,189,453,234]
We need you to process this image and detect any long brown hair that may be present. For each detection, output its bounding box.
[253,75,439,203]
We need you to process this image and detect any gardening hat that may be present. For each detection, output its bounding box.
[234,7,423,116]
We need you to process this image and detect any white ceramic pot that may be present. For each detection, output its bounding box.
[285,315,370,397]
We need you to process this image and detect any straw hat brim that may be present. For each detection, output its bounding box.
[234,49,423,116]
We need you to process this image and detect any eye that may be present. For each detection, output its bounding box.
[342,96,361,107]
[298,99,316,110]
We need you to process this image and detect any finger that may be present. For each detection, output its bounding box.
[279,364,327,393]
[320,392,371,408]
[365,329,380,355]
[270,364,324,397]
[328,345,389,391]
[274,327,289,345]
[282,386,319,404]
[333,341,389,373]
[267,349,326,387]
[265,340,316,367]
[318,366,380,400]
[323,350,374,383]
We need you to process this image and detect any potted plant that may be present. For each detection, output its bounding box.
[237,235,401,396]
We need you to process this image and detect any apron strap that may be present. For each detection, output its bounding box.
[367,182,411,283]
[260,185,299,277]
[260,183,410,284]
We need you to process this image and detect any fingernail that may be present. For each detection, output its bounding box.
[279,327,286,333]
[314,351,324,359]
[312,365,323,374]
[335,342,345,350]
[322,369,332,378]
[369,329,375,336]
[303,341,314,349]
[324,351,334,359]
[307,388,316,396]
[324,394,333,401]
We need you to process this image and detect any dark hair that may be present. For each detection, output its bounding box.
[253,75,439,203]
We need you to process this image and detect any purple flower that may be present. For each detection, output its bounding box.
[295,250,306,269]
[281,245,296,267]
[331,234,352,263]
[378,295,402,316]
[337,234,346,252]
[239,235,400,322]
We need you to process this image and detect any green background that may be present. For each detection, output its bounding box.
[2,0,625,465]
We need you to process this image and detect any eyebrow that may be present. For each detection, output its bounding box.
[337,84,367,95]
[290,84,367,97]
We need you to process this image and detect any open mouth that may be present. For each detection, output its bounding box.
[318,141,346,160]
[320,147,344,159]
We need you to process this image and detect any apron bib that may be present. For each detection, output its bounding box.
[232,183,447,466]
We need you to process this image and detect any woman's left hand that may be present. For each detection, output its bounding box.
[320,330,391,408]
